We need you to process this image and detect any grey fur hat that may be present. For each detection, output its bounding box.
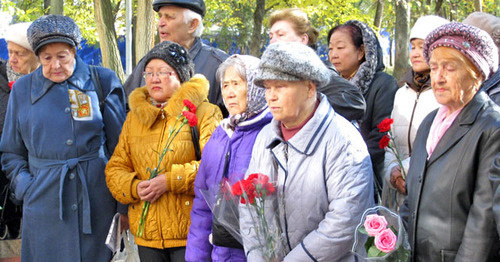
[27,15,82,55]
[255,42,330,87]
[143,41,194,83]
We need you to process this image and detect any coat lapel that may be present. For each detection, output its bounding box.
[287,94,333,156]
[31,57,89,105]
[427,92,487,166]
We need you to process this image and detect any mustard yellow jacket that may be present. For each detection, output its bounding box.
[105,75,222,249]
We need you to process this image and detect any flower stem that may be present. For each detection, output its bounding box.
[137,120,187,237]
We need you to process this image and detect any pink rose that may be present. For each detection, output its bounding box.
[374,228,397,253]
[364,214,388,236]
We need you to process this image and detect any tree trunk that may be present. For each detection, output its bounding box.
[393,0,411,80]
[44,0,50,14]
[249,0,266,57]
[135,0,155,64]
[49,0,64,15]
[474,0,482,12]
[132,15,137,66]
[434,0,444,15]
[373,0,385,30]
[94,0,125,82]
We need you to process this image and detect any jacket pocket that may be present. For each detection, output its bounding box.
[440,249,457,262]
[14,171,34,202]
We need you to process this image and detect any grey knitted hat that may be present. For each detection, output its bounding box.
[143,41,194,83]
[255,42,330,87]
[27,15,82,55]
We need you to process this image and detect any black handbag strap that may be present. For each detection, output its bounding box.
[89,65,105,113]
[191,125,201,161]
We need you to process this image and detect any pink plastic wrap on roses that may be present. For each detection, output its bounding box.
[352,206,410,261]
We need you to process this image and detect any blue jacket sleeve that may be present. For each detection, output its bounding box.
[0,78,34,202]
[97,68,127,158]
[186,150,214,261]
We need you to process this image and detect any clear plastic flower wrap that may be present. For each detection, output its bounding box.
[201,173,287,262]
[352,206,411,261]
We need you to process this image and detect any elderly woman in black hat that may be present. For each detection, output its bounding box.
[400,22,500,261]
[0,15,126,261]
[106,41,221,262]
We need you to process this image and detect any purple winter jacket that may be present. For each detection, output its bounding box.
[186,109,272,262]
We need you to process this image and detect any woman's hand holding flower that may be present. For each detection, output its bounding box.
[137,174,168,203]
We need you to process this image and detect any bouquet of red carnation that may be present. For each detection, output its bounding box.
[352,206,410,261]
[137,99,198,237]
[202,173,286,261]
[378,118,407,180]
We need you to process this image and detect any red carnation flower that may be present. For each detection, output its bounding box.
[8,81,15,89]
[377,118,394,133]
[183,99,197,113]
[232,180,257,204]
[379,135,391,149]
[182,111,198,127]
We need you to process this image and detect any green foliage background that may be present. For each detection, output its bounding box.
[2,0,499,55]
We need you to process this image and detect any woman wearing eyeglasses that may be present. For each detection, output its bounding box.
[106,41,222,262]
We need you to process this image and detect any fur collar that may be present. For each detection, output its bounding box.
[129,74,209,128]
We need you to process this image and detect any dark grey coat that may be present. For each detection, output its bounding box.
[0,60,10,139]
[124,37,229,115]
[400,91,500,262]
[319,65,366,122]
[482,69,500,105]
[345,21,399,191]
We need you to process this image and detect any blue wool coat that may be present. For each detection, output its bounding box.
[186,109,272,262]
[0,56,126,262]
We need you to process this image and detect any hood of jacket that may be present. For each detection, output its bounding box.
[128,74,209,128]
[345,20,385,94]
[398,69,432,92]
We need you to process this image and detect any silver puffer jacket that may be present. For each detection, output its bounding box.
[240,93,374,261]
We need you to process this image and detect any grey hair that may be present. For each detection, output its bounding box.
[216,56,247,87]
[184,9,204,37]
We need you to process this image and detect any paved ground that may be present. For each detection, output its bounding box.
[0,239,21,261]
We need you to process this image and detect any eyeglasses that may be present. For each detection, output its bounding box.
[142,71,176,79]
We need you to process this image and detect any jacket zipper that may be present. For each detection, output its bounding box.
[407,91,421,156]
[282,143,292,251]
[222,150,231,179]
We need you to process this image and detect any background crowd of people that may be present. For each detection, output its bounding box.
[0,0,499,261]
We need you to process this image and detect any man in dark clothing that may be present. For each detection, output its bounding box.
[124,0,229,116]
